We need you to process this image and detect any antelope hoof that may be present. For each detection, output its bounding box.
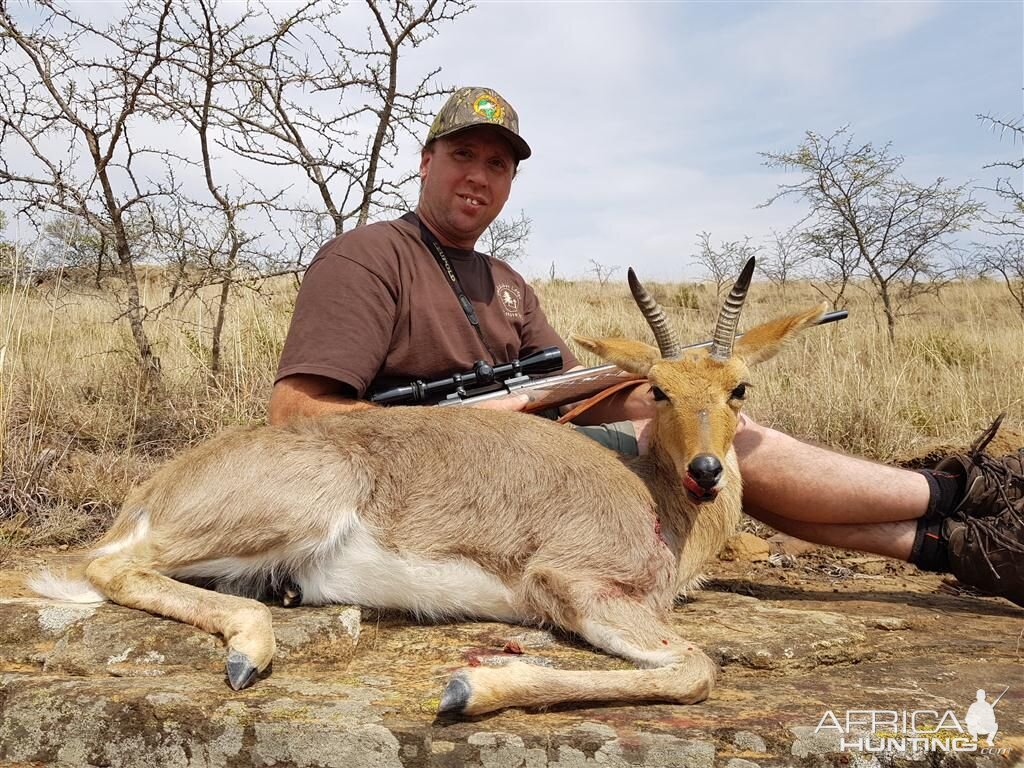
[226,649,260,690]
[281,581,303,607]
[438,672,472,716]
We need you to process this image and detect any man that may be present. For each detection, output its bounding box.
[270,86,1024,607]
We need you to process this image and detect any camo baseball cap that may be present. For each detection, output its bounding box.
[425,87,531,161]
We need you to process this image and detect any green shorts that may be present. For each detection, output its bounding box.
[572,421,639,456]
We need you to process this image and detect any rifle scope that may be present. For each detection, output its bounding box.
[370,346,564,406]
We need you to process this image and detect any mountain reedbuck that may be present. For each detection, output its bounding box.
[34,260,826,716]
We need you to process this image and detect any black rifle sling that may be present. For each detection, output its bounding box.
[402,211,498,363]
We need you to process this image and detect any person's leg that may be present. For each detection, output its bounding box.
[733,415,932,525]
[735,414,1024,607]
[747,506,916,561]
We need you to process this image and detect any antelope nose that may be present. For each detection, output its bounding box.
[688,454,723,490]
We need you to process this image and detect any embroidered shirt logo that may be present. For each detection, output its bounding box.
[497,283,522,318]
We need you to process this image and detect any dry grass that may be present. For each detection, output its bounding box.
[1,270,1022,558]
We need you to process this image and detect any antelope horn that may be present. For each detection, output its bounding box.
[628,268,681,359]
[708,257,756,360]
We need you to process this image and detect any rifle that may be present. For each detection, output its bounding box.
[991,686,1009,708]
[370,347,565,407]
[371,310,849,413]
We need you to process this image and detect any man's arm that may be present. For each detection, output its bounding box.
[268,374,376,425]
[269,373,532,426]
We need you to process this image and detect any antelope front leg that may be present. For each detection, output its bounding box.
[439,598,716,716]
[86,553,276,690]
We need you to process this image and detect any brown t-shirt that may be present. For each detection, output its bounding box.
[276,215,578,400]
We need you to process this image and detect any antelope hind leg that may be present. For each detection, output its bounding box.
[439,599,716,716]
[86,553,276,690]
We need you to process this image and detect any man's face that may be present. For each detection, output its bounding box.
[417,126,516,249]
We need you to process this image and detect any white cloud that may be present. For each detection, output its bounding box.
[3,1,1019,283]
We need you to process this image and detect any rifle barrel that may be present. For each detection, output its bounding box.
[681,309,848,350]
[449,308,849,411]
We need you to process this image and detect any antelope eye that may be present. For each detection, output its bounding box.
[730,383,747,400]
[652,386,669,402]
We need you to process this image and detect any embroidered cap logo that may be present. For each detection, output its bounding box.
[473,94,504,123]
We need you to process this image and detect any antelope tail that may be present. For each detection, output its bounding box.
[29,556,105,603]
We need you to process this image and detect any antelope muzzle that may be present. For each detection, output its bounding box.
[683,453,723,503]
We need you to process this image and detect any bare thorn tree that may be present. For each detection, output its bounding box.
[479,210,531,262]
[803,224,861,309]
[0,0,472,382]
[757,226,811,298]
[146,0,305,376]
[761,128,982,340]
[213,0,471,252]
[693,231,759,298]
[974,239,1024,318]
[971,114,1024,314]
[978,113,1024,237]
[0,0,179,383]
[587,259,619,288]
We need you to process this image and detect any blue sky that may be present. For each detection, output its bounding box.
[401,0,1023,279]
[2,1,1021,282]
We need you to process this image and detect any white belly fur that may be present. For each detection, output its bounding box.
[298,522,520,623]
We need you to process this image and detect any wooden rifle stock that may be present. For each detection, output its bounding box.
[438,364,640,413]
[440,310,849,413]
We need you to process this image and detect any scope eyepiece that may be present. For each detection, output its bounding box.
[472,360,495,385]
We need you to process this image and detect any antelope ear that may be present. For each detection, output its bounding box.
[734,303,827,366]
[572,335,661,376]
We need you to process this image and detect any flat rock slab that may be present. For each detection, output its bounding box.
[1,560,1022,767]
[0,599,361,677]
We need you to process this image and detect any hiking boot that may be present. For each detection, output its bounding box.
[932,415,1024,607]
[933,415,1024,518]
